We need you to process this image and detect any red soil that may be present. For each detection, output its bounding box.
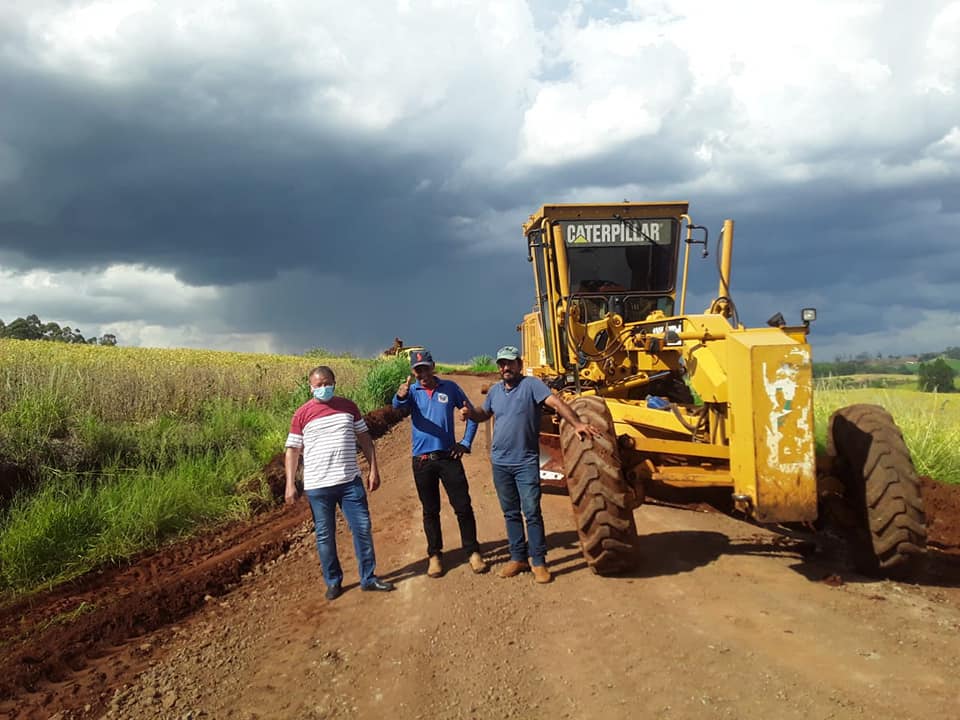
[0,410,957,719]
[920,475,960,550]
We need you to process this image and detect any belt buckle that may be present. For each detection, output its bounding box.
[417,450,447,462]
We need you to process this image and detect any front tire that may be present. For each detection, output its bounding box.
[827,404,926,577]
[560,396,638,574]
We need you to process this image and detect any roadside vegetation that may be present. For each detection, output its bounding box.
[814,381,960,485]
[2,335,954,595]
[0,339,410,595]
[434,354,497,374]
[466,354,497,372]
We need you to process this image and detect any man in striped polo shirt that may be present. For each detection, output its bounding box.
[284,365,394,600]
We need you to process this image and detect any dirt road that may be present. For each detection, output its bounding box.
[4,374,960,719]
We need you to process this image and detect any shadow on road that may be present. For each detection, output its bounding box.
[787,542,960,589]
[549,525,960,589]
[544,527,824,580]
[380,526,960,589]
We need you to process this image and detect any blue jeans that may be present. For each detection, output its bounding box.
[305,477,377,588]
[491,461,547,566]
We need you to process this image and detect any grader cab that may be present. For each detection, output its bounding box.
[520,202,926,577]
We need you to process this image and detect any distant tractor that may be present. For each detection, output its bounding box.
[517,202,926,577]
[382,338,425,360]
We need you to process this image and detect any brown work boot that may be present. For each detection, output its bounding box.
[498,560,530,578]
[427,555,443,578]
[531,564,552,584]
[468,552,488,574]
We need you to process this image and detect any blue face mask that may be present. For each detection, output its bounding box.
[312,385,335,402]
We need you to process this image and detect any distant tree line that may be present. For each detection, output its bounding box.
[814,347,957,393]
[812,358,918,377]
[918,359,957,393]
[0,314,117,346]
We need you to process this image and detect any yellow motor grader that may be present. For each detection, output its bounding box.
[519,202,926,577]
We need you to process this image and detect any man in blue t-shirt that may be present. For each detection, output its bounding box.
[462,345,599,583]
[393,349,488,578]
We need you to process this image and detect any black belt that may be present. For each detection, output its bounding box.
[416,450,451,462]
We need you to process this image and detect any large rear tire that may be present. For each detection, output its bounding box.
[827,404,926,577]
[560,396,638,574]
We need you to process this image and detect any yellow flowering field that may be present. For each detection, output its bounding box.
[0,339,371,422]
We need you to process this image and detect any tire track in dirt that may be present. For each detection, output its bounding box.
[0,503,312,718]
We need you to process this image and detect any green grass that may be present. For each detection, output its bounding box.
[0,389,73,465]
[0,344,525,595]
[466,355,497,372]
[0,343,409,594]
[815,383,960,485]
[0,452,257,590]
[344,356,411,413]
[0,348,434,595]
[0,394,297,594]
[434,355,497,374]
[0,392,288,593]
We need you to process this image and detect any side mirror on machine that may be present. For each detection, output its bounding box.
[766,312,786,328]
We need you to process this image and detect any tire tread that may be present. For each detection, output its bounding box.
[828,404,926,576]
[561,396,637,575]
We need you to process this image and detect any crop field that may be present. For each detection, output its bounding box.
[814,381,960,484]
[0,339,373,422]
[0,339,410,593]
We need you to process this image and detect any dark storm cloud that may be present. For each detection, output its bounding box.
[0,28,665,358]
[0,63,469,286]
[216,257,535,361]
[1,2,958,362]
[0,30,543,359]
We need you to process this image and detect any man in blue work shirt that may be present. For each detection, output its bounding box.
[461,345,599,584]
[393,349,488,578]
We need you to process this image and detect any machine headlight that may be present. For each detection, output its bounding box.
[801,308,817,323]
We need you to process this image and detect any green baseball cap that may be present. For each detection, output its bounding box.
[495,345,520,361]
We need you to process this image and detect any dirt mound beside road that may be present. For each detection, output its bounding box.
[0,503,312,718]
[921,475,960,550]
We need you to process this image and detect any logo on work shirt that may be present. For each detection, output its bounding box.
[437,393,449,404]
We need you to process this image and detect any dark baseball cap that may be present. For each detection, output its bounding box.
[495,345,520,361]
[410,349,434,368]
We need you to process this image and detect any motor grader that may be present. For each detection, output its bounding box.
[518,202,926,577]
